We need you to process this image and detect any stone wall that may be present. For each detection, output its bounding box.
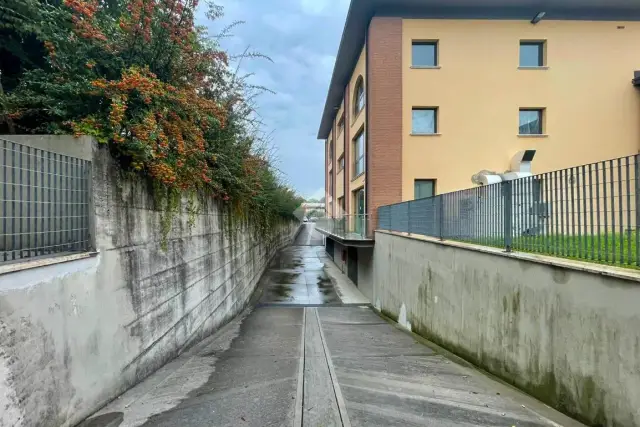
[0,141,298,427]
[372,231,640,427]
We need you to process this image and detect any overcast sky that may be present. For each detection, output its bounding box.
[198,0,350,199]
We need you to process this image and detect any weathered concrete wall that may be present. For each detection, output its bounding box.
[0,143,298,427]
[357,247,374,301]
[373,231,640,427]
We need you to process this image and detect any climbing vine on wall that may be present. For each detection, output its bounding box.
[0,0,303,240]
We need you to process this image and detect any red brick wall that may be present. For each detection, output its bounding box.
[367,16,403,234]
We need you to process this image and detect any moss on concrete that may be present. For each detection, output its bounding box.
[408,317,613,427]
[379,308,399,323]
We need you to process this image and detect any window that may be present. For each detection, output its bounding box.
[519,109,543,135]
[338,155,345,172]
[412,108,437,134]
[337,196,345,216]
[354,78,365,116]
[412,41,438,67]
[354,188,365,234]
[328,139,334,162]
[338,116,345,135]
[353,130,365,177]
[329,170,334,195]
[520,41,544,67]
[414,180,436,200]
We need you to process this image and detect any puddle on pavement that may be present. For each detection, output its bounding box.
[270,252,306,269]
[316,274,338,301]
[260,242,342,305]
[269,272,302,284]
[271,284,292,298]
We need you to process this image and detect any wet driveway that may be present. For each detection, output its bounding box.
[82,224,583,427]
[259,245,340,305]
[259,224,348,306]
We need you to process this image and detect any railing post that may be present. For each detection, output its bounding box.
[503,180,513,252]
[635,155,640,267]
[439,196,444,241]
[408,201,412,234]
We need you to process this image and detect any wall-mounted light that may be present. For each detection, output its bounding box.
[531,11,546,24]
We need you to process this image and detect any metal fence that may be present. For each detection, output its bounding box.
[378,154,640,268]
[1,138,92,263]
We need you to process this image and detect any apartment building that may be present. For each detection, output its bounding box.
[316,0,640,288]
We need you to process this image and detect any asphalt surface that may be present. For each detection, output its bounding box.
[82,224,582,427]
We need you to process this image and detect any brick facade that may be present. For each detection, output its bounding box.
[367,17,403,234]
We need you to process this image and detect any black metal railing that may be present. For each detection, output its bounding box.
[378,155,640,269]
[1,138,92,263]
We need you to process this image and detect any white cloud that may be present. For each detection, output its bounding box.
[299,0,350,16]
[262,12,305,34]
[299,0,328,15]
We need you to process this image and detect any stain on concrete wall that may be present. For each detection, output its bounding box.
[0,328,24,427]
[373,231,640,427]
[0,143,298,427]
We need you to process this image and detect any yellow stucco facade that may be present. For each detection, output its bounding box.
[335,100,345,202]
[349,45,367,214]
[326,45,367,216]
[402,19,640,198]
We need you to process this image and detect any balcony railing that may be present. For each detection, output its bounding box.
[315,214,372,240]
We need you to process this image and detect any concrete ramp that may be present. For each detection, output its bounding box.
[79,226,582,427]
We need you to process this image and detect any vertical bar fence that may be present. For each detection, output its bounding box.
[377,154,640,269]
[0,137,91,264]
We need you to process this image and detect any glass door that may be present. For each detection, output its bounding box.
[355,189,365,236]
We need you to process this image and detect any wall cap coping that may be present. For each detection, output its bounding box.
[376,229,640,284]
[0,251,99,276]
[0,134,94,160]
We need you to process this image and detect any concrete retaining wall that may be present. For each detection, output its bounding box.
[372,231,640,427]
[0,141,298,427]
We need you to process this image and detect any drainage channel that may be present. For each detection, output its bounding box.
[259,224,367,426]
[293,307,351,427]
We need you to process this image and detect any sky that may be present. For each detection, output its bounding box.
[197,0,351,200]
